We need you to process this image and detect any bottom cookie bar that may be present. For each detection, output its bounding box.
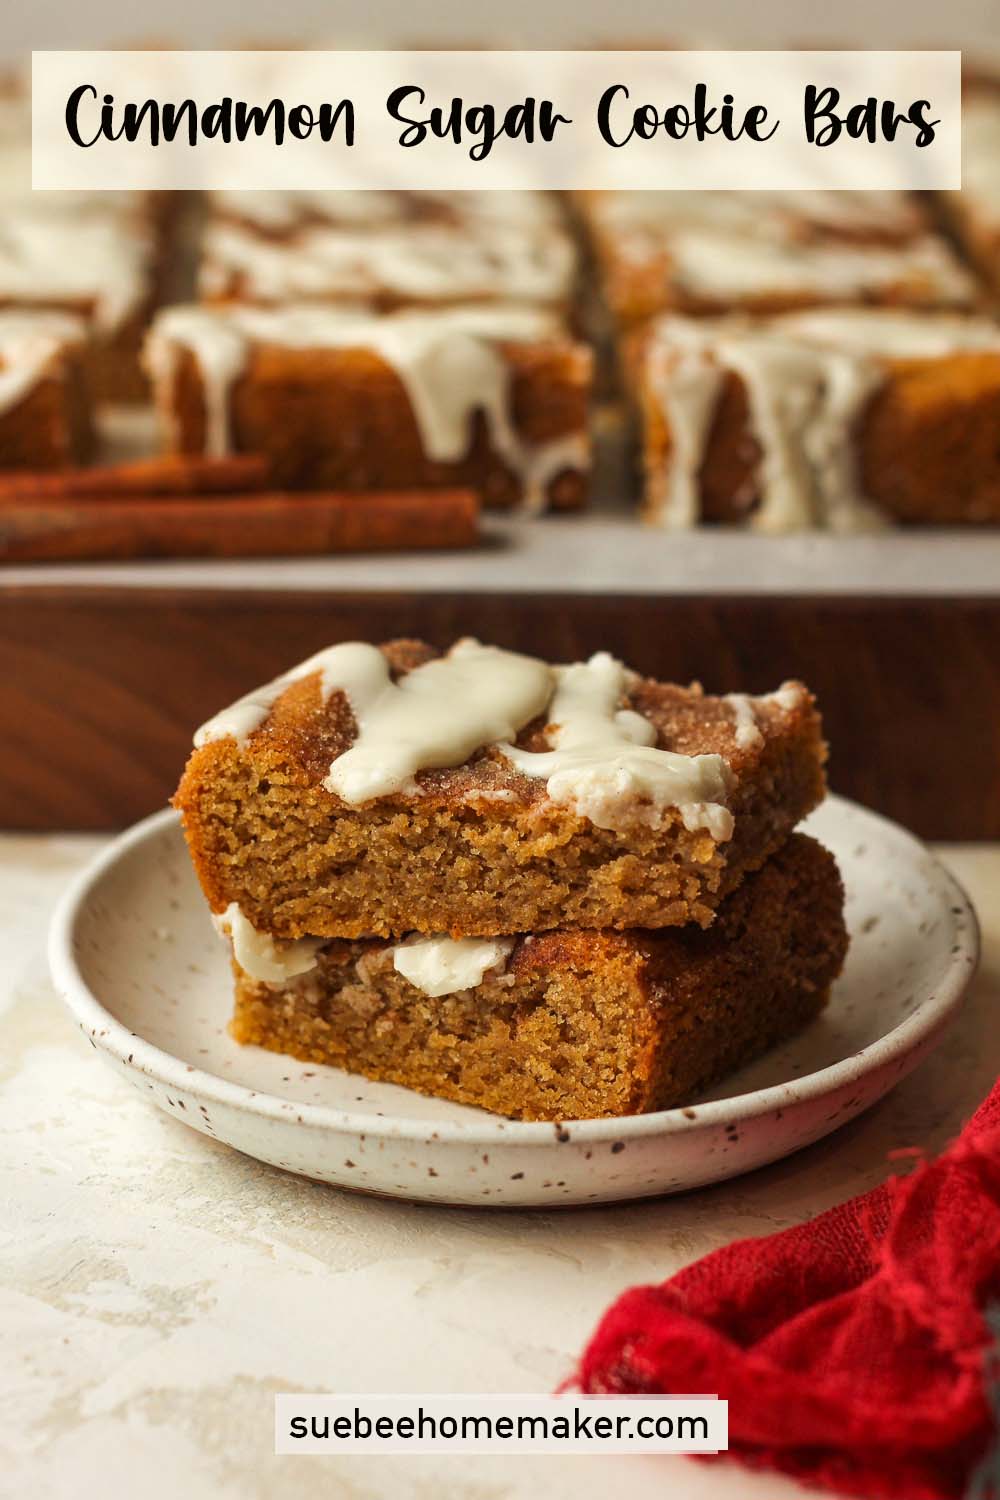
[226,834,847,1122]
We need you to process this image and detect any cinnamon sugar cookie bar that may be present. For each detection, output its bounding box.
[637,308,1000,529]
[583,190,976,326]
[225,834,847,1121]
[209,188,566,238]
[938,80,1000,296]
[146,303,592,511]
[175,639,827,941]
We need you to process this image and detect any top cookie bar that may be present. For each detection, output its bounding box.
[175,639,826,941]
[582,189,977,325]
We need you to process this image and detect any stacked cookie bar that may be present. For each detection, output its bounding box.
[175,638,847,1120]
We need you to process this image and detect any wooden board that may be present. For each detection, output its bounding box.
[3,584,999,838]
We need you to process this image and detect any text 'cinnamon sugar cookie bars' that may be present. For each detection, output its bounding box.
[175,640,847,1121]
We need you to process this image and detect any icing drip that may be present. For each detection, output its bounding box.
[214,903,324,984]
[145,303,588,512]
[146,306,251,459]
[499,652,733,840]
[723,335,885,535]
[723,694,764,752]
[721,684,805,750]
[0,310,85,416]
[517,430,592,517]
[322,639,553,804]
[391,935,515,998]
[646,310,1000,534]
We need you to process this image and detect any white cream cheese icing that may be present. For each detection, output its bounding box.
[391,935,515,998]
[499,651,733,840]
[664,226,974,306]
[721,684,805,751]
[723,693,764,752]
[597,189,922,244]
[214,903,325,984]
[194,641,395,748]
[211,187,563,234]
[213,188,413,231]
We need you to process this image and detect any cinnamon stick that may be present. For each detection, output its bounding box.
[0,489,480,562]
[0,454,271,501]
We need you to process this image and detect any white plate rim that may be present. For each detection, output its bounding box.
[48,798,980,1147]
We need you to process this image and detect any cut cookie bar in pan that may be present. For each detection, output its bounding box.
[582,190,977,326]
[635,308,1000,530]
[198,212,578,314]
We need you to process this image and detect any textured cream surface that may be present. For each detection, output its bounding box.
[391,933,515,997]
[4,832,997,1500]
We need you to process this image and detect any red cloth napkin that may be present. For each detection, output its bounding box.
[573,1083,1000,1499]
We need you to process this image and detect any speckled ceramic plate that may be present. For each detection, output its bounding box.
[49,796,978,1207]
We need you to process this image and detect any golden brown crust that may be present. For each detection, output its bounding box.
[174,639,827,941]
[230,834,848,1120]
